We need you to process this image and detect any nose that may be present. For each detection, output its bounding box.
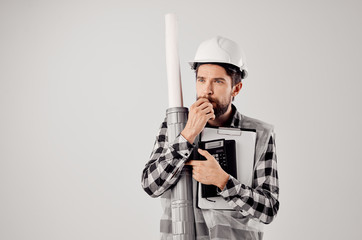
[202,81,213,96]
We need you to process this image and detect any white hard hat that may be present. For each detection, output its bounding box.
[189,36,248,78]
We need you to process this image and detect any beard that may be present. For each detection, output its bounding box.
[197,96,230,118]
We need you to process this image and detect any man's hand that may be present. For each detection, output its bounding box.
[181,98,215,144]
[185,149,229,190]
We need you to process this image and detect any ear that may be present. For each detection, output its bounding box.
[232,82,243,97]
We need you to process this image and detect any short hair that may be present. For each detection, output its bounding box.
[191,62,245,87]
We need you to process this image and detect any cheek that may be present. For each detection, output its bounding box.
[219,94,233,105]
[195,88,202,98]
[195,83,203,95]
[215,86,232,99]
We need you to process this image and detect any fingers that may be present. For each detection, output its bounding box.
[198,102,214,119]
[206,111,216,120]
[191,98,211,110]
[190,99,214,121]
[190,165,200,180]
[185,160,200,166]
[198,148,212,159]
[184,98,215,141]
[200,103,213,114]
[191,101,213,113]
[184,161,193,166]
[186,150,212,165]
[199,101,213,110]
[195,97,210,106]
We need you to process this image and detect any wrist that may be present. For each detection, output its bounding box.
[181,129,197,144]
[217,172,229,191]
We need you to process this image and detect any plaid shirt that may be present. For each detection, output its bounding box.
[141,105,279,238]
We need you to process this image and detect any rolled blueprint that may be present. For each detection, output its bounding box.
[165,13,183,108]
[165,13,195,240]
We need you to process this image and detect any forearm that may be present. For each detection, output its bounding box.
[141,134,194,197]
[219,175,279,224]
[219,134,279,224]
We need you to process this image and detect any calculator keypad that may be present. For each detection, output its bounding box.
[212,153,228,169]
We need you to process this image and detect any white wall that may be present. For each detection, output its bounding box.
[1,0,361,239]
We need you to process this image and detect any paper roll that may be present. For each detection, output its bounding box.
[165,13,183,108]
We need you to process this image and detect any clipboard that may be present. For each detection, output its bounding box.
[197,127,256,210]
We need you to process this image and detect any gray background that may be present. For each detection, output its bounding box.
[1,0,361,239]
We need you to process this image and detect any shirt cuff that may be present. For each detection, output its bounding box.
[218,174,242,199]
[171,134,195,159]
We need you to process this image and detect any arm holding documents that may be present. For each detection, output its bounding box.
[218,133,279,224]
[190,125,279,224]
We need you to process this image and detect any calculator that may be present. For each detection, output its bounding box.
[198,139,237,198]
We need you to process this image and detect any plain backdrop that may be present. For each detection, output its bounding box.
[1,0,362,239]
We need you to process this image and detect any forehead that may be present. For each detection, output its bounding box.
[197,64,228,78]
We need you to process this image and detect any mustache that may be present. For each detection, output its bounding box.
[197,96,219,104]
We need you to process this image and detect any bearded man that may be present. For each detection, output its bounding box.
[141,36,279,240]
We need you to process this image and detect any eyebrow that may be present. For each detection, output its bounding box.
[197,76,226,81]
[213,78,226,81]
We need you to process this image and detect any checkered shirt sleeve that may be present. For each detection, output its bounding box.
[218,133,279,224]
[141,118,194,198]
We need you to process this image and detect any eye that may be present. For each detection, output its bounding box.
[197,78,205,83]
[215,80,223,84]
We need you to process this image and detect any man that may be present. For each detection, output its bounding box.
[141,36,279,239]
